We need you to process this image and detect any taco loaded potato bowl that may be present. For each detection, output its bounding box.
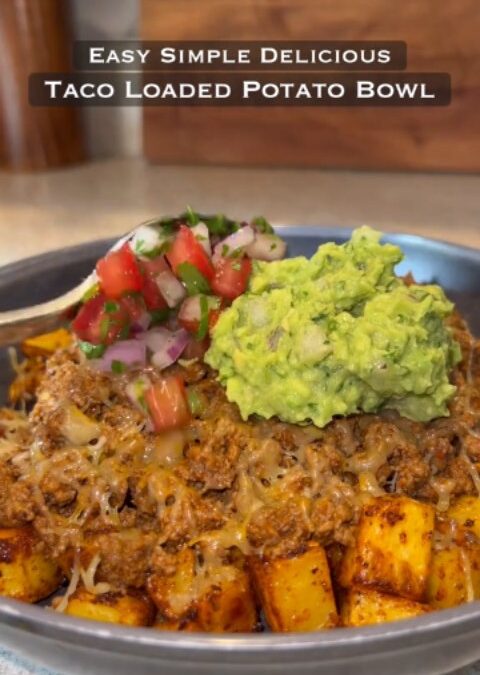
[0,218,480,675]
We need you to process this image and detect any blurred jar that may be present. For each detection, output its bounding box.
[0,0,86,171]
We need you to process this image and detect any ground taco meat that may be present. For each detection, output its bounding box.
[1,312,479,602]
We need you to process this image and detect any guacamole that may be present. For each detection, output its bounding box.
[205,227,461,427]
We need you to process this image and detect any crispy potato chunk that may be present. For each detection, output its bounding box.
[148,548,258,632]
[22,328,72,358]
[8,356,45,405]
[64,587,156,626]
[249,543,338,632]
[194,570,258,632]
[448,496,480,540]
[0,527,62,602]
[341,586,429,627]
[427,544,480,609]
[339,495,434,601]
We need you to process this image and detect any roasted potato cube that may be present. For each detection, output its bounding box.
[448,496,480,540]
[21,328,71,357]
[148,548,258,632]
[0,527,62,602]
[249,544,338,632]
[341,587,429,627]
[8,356,45,404]
[339,495,434,601]
[64,588,156,626]
[426,544,480,609]
[153,572,257,633]
[194,569,258,632]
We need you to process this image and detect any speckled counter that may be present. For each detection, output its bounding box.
[0,159,479,266]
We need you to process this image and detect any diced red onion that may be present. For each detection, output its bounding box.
[156,270,186,308]
[178,296,201,324]
[191,222,211,256]
[141,327,190,370]
[97,340,146,372]
[142,327,171,352]
[246,233,287,261]
[131,311,151,333]
[166,329,190,361]
[213,225,255,259]
[128,225,166,257]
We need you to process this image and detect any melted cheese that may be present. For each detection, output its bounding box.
[55,557,81,613]
[80,553,111,595]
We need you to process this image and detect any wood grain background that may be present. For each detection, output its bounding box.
[141,0,480,172]
[0,0,85,170]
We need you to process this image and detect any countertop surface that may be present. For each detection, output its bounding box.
[0,158,479,267]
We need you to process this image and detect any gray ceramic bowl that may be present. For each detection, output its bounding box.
[0,227,479,675]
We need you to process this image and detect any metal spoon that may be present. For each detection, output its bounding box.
[0,224,150,347]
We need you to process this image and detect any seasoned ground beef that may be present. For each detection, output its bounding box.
[1,312,479,598]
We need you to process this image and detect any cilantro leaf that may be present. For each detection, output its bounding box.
[177,262,211,296]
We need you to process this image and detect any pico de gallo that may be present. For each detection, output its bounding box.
[71,210,286,432]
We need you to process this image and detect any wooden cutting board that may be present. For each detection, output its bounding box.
[141,0,480,172]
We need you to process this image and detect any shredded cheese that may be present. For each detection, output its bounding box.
[80,554,111,595]
[55,557,81,613]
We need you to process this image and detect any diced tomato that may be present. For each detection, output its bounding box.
[96,243,143,299]
[72,294,130,345]
[210,257,252,300]
[140,255,170,277]
[145,376,190,432]
[138,258,169,311]
[120,293,146,322]
[141,272,169,311]
[166,225,214,281]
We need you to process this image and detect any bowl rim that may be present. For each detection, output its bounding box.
[1,225,480,659]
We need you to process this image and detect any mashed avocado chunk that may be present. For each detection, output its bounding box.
[205,227,461,427]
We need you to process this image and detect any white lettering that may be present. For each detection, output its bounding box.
[357,80,376,98]
[44,80,62,98]
[160,47,176,64]
[377,49,391,64]
[261,48,278,64]
[89,47,104,64]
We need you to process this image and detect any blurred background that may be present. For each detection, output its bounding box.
[0,0,479,267]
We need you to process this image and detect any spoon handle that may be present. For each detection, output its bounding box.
[0,277,93,347]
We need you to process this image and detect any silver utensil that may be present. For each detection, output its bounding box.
[0,275,96,347]
[0,226,142,347]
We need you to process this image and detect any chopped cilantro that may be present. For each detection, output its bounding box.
[78,341,106,359]
[105,301,119,313]
[111,360,126,374]
[187,389,205,416]
[119,322,131,340]
[185,206,200,226]
[134,238,146,254]
[99,317,110,341]
[177,262,211,296]
[149,307,170,325]
[196,295,209,341]
[141,241,171,259]
[251,216,274,234]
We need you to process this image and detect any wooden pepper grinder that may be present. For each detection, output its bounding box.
[0,0,86,170]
